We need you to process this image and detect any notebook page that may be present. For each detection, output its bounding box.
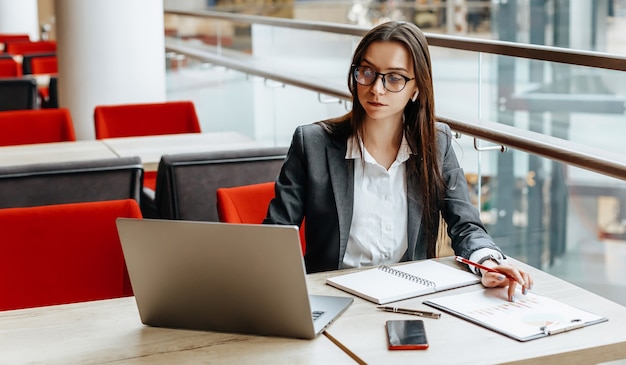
[326,260,480,304]
[395,260,480,291]
[326,266,434,304]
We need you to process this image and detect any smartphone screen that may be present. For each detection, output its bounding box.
[386,319,429,350]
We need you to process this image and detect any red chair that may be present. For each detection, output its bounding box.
[216,182,306,255]
[0,58,21,77]
[94,101,201,190]
[29,55,57,102]
[30,55,57,75]
[0,34,30,55]
[0,33,30,45]
[0,108,76,146]
[93,100,201,139]
[0,199,142,311]
[4,40,56,55]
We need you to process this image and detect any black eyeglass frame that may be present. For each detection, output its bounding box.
[352,65,415,93]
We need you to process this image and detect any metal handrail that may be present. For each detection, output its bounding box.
[439,117,626,181]
[165,9,626,72]
[164,10,626,181]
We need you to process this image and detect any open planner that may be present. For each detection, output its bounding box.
[424,287,608,341]
[326,259,481,304]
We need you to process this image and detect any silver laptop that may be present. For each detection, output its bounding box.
[116,218,353,339]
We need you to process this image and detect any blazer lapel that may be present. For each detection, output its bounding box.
[406,156,423,260]
[327,141,353,264]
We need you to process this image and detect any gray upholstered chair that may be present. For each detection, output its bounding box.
[0,156,143,208]
[142,147,288,221]
[0,78,38,111]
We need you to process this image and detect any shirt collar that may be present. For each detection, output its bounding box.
[346,133,414,163]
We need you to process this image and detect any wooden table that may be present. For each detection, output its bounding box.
[0,140,117,167]
[309,257,626,365]
[102,132,265,171]
[2,257,625,364]
[0,297,354,364]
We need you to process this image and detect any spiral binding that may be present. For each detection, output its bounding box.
[379,266,436,287]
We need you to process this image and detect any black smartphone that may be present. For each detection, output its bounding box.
[385,319,429,350]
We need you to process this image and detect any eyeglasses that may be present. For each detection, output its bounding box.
[352,65,415,93]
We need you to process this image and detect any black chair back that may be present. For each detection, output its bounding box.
[0,78,38,111]
[0,156,143,208]
[43,76,58,108]
[146,147,287,221]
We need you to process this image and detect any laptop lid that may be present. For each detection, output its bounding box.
[116,218,352,339]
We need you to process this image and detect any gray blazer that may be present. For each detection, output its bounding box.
[265,122,501,273]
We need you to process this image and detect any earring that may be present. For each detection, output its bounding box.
[411,91,419,102]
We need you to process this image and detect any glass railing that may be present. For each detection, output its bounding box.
[163,9,626,307]
[166,0,626,52]
[435,50,626,157]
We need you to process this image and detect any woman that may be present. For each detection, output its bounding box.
[264,21,532,301]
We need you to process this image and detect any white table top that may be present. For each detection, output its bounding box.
[0,140,117,167]
[309,257,626,365]
[33,73,53,87]
[102,132,265,171]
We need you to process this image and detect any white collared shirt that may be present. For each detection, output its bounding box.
[342,134,412,269]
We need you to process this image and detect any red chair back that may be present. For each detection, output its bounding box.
[0,34,30,44]
[30,55,57,74]
[216,182,306,255]
[93,100,201,139]
[0,58,21,77]
[4,40,56,55]
[0,199,142,311]
[0,108,76,146]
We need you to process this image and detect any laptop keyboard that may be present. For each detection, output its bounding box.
[312,310,325,321]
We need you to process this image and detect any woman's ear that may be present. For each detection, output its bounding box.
[411,90,419,102]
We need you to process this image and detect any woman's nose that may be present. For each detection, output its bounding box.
[370,75,386,94]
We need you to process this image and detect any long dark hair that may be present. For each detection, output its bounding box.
[321,21,445,257]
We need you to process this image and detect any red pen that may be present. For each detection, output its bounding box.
[454,256,518,282]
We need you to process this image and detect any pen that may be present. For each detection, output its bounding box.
[541,319,584,335]
[454,256,518,282]
[376,306,441,319]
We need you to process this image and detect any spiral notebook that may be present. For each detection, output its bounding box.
[326,260,481,304]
